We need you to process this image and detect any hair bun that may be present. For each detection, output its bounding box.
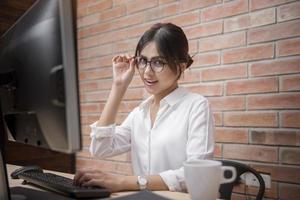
[186,55,193,69]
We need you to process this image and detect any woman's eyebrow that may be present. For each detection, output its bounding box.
[139,55,165,60]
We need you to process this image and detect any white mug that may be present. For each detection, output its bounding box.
[183,160,237,200]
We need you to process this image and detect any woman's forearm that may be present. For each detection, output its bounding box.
[122,175,169,191]
[97,84,127,126]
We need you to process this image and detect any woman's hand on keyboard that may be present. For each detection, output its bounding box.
[73,168,129,192]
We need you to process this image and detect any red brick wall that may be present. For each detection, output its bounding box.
[76,0,300,199]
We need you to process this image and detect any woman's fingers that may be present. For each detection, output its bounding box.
[73,169,101,185]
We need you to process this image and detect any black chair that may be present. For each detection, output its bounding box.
[218,160,265,200]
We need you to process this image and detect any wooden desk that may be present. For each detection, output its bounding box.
[7,164,191,200]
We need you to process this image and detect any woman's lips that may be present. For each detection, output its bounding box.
[144,79,158,86]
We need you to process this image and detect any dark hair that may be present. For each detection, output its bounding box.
[135,23,193,78]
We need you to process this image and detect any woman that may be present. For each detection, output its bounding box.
[74,23,214,192]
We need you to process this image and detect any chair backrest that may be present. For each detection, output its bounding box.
[218,160,265,200]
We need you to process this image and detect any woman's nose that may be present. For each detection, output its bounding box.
[144,64,154,75]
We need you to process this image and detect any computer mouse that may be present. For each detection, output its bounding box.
[11,165,43,179]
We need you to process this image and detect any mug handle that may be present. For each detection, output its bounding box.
[221,166,237,184]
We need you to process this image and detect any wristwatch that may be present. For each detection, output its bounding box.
[137,176,148,190]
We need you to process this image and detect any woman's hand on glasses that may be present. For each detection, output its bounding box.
[112,54,135,87]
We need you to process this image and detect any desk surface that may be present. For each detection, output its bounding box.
[7,164,191,200]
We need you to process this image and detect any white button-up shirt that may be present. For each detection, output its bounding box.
[89,87,214,192]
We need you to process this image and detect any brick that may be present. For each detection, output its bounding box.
[199,31,246,52]
[280,74,300,92]
[80,79,112,92]
[79,13,144,38]
[79,56,112,69]
[201,64,247,81]
[214,127,248,143]
[79,67,112,81]
[179,69,201,84]
[281,111,300,128]
[119,101,140,113]
[231,194,247,200]
[81,114,99,125]
[248,20,300,44]
[180,0,222,12]
[76,149,91,158]
[247,182,278,199]
[277,1,300,22]
[250,0,294,11]
[248,93,300,110]
[186,83,223,97]
[123,88,144,100]
[145,3,179,22]
[208,96,245,111]
[82,135,91,147]
[162,11,200,27]
[78,44,112,59]
[80,103,103,113]
[159,0,177,4]
[81,125,91,136]
[101,5,126,21]
[250,129,300,146]
[78,22,112,39]
[189,40,198,54]
[77,13,100,28]
[86,0,112,15]
[184,20,223,39]
[202,0,248,22]
[113,0,127,6]
[127,0,157,14]
[127,24,152,39]
[78,29,128,49]
[113,38,138,53]
[213,112,223,126]
[214,143,222,157]
[224,112,278,127]
[280,147,300,165]
[223,43,274,64]
[224,8,275,32]
[250,57,300,77]
[277,38,300,57]
[81,90,110,102]
[279,183,300,200]
[252,164,300,184]
[227,77,278,95]
[111,13,145,31]
[78,0,112,17]
[77,0,94,8]
[193,52,220,67]
[223,144,278,163]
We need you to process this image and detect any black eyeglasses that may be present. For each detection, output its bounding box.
[135,56,167,73]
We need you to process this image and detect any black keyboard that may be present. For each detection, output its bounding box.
[18,171,111,198]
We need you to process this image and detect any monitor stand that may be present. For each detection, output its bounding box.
[10,195,26,200]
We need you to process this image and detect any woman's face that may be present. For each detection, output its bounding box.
[137,42,179,99]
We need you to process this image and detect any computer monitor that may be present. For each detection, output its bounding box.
[0,0,81,152]
[0,0,81,199]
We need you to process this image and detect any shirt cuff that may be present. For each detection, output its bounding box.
[90,121,115,139]
[159,170,183,192]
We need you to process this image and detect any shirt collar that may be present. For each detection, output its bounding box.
[139,87,188,110]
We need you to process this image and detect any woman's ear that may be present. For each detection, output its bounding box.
[180,63,187,71]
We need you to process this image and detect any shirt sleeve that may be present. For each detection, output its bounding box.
[89,108,137,159]
[159,98,214,192]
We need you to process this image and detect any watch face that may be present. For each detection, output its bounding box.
[139,177,147,185]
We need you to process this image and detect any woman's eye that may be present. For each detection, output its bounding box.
[140,58,147,64]
[153,60,163,66]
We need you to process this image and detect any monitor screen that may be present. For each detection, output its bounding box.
[0,0,81,153]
